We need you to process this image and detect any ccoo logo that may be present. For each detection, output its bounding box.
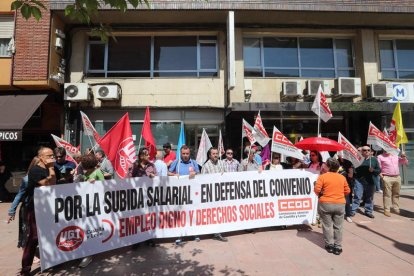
[56,226,85,252]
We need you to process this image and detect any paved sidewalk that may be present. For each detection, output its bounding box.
[1,191,413,276]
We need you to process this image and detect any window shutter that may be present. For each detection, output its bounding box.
[0,15,15,39]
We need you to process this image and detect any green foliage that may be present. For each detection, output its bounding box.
[11,0,47,21]
[11,0,150,22]
[11,0,151,39]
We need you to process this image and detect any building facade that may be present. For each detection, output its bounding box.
[0,0,63,190]
[49,0,414,185]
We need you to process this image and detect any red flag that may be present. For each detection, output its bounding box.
[98,113,136,179]
[142,106,157,160]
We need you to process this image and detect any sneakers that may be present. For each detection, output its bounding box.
[325,244,334,253]
[376,190,383,193]
[78,256,93,268]
[345,217,353,223]
[175,238,183,245]
[333,247,343,255]
[194,236,200,242]
[384,211,391,217]
[365,212,375,219]
[392,209,400,215]
[213,233,228,242]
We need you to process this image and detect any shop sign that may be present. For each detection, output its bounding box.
[0,130,22,141]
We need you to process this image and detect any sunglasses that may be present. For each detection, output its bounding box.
[362,149,370,152]
[55,155,64,158]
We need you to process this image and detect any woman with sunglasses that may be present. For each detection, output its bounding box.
[266,152,291,170]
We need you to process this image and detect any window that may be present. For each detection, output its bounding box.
[243,37,355,78]
[86,35,218,78]
[0,15,14,57]
[380,39,414,79]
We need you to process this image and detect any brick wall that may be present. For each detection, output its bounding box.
[13,0,50,81]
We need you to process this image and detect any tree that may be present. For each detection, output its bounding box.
[11,0,150,40]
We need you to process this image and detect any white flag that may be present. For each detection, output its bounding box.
[51,134,79,165]
[311,85,333,123]
[367,122,400,155]
[242,119,257,144]
[80,111,101,143]
[253,111,271,147]
[338,132,363,168]
[271,126,304,160]
[196,128,213,166]
[218,130,225,157]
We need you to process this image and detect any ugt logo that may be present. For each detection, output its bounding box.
[115,137,136,178]
[56,226,85,252]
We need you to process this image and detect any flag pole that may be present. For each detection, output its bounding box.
[241,125,244,162]
[138,135,142,150]
[318,92,321,136]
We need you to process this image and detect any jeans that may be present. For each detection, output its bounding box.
[374,175,382,192]
[351,179,375,215]
[345,184,353,217]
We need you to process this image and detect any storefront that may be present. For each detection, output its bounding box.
[66,108,225,160]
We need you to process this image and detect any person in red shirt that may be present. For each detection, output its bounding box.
[163,143,176,168]
[314,158,350,256]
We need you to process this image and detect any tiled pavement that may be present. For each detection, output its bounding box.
[1,190,413,276]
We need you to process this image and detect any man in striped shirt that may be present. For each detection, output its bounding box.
[223,148,240,172]
[201,147,228,242]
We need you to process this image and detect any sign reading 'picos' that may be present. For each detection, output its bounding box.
[0,130,22,141]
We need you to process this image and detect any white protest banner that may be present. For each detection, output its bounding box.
[367,122,400,155]
[196,128,213,166]
[253,111,271,147]
[242,119,257,144]
[80,111,101,142]
[35,170,318,270]
[271,126,304,160]
[338,132,363,168]
[311,85,333,123]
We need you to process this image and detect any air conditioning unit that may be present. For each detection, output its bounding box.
[367,83,393,100]
[64,83,90,101]
[305,80,330,97]
[334,77,361,97]
[281,81,302,98]
[95,85,120,101]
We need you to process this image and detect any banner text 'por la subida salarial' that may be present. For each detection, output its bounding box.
[35,169,318,270]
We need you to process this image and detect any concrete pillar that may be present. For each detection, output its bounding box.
[357,29,379,97]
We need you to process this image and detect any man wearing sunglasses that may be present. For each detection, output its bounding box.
[351,146,381,219]
[54,147,76,184]
[223,148,240,172]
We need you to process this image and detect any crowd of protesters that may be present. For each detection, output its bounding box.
[1,139,408,275]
